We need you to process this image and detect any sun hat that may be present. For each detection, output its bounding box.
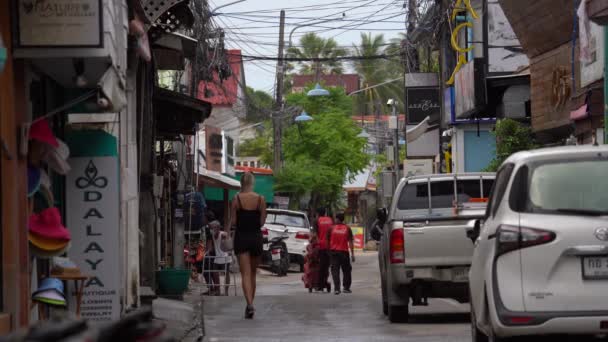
[30,241,71,259]
[32,278,67,306]
[28,207,71,241]
[33,291,66,306]
[33,277,65,296]
[44,138,71,175]
[27,165,41,198]
[28,232,70,251]
[29,119,59,148]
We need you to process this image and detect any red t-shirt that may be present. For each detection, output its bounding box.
[329,224,353,252]
[317,216,333,250]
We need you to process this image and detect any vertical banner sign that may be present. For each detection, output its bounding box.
[351,227,365,250]
[66,134,120,322]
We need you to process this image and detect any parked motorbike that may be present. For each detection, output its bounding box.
[265,230,290,276]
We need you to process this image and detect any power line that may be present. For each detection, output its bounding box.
[241,53,401,61]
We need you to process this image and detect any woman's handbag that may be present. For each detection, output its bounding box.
[220,232,234,251]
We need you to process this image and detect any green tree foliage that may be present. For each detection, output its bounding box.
[287,33,347,76]
[245,87,273,122]
[483,119,538,172]
[352,33,404,115]
[275,87,369,210]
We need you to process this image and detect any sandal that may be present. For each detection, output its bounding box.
[245,305,255,319]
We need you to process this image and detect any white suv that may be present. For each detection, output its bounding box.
[468,145,608,341]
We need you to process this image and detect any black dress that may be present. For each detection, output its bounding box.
[233,194,264,257]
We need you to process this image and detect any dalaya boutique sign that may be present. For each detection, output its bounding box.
[15,0,103,47]
[66,131,120,322]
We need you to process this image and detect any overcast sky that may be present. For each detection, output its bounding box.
[209,0,408,93]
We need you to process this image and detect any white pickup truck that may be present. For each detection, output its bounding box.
[374,173,495,323]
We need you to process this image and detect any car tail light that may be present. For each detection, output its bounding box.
[390,229,405,264]
[271,249,280,254]
[496,225,555,256]
[262,227,268,237]
[295,232,309,240]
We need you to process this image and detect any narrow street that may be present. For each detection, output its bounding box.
[202,252,470,341]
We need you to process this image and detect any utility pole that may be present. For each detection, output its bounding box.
[391,101,400,193]
[406,0,419,72]
[273,10,286,172]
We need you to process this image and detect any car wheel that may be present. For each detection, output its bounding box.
[299,262,305,273]
[470,305,488,342]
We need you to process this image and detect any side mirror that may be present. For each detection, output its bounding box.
[377,208,388,225]
[466,219,481,243]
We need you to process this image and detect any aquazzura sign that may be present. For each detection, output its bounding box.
[67,156,120,322]
[15,0,102,47]
[405,87,441,124]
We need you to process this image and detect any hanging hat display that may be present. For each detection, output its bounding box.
[27,165,41,198]
[29,241,71,259]
[28,207,71,241]
[29,232,70,252]
[29,119,59,148]
[32,278,66,306]
[44,138,71,175]
[39,169,51,191]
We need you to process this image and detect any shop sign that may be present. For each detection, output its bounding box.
[447,0,478,85]
[351,227,365,250]
[274,196,289,209]
[15,0,103,48]
[580,21,605,88]
[454,59,485,118]
[66,156,120,322]
[404,159,433,178]
[205,126,223,173]
[405,87,441,124]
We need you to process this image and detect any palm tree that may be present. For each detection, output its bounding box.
[353,33,404,115]
[287,33,347,81]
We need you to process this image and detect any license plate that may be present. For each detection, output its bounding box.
[453,267,469,282]
[263,243,269,250]
[583,257,608,279]
[271,250,281,260]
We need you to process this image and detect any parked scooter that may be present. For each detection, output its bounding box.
[265,230,290,276]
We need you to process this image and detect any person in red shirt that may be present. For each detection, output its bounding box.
[327,212,355,295]
[315,208,333,292]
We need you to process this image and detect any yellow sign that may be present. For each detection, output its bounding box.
[447,0,479,85]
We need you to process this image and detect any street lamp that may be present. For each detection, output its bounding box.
[357,130,370,139]
[295,111,313,122]
[307,83,330,97]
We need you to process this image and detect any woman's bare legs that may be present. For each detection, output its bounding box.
[238,253,254,306]
[224,268,231,296]
[250,256,260,303]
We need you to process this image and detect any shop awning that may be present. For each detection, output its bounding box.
[153,87,212,139]
[154,32,197,59]
[195,168,241,190]
[344,167,376,193]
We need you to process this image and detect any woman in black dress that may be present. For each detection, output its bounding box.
[231,172,266,318]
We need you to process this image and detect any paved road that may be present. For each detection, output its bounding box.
[202,251,471,341]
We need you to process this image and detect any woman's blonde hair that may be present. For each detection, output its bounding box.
[240,172,255,191]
